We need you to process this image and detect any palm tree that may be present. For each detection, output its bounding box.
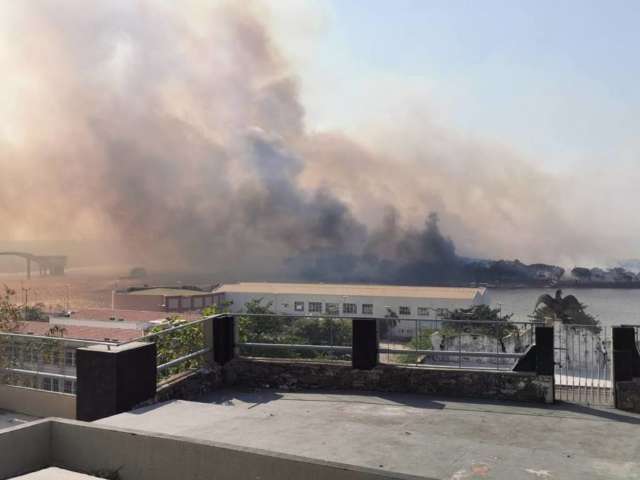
[534,289,600,332]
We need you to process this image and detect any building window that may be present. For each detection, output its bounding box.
[64,350,75,367]
[42,377,52,391]
[309,302,322,313]
[362,304,373,315]
[399,306,411,315]
[417,307,429,316]
[342,303,357,314]
[325,303,339,315]
[52,378,60,392]
[63,380,74,394]
[294,301,305,312]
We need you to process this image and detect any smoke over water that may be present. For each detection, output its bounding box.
[0,1,626,282]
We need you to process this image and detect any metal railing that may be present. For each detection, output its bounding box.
[0,331,112,395]
[236,313,353,361]
[554,322,613,406]
[235,313,539,370]
[0,313,544,397]
[378,317,538,370]
[125,315,212,384]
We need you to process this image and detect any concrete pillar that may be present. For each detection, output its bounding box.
[613,326,640,383]
[352,318,378,370]
[76,342,157,421]
[213,315,235,365]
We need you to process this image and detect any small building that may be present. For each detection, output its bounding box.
[112,287,216,312]
[8,320,143,395]
[212,282,490,338]
[49,308,170,332]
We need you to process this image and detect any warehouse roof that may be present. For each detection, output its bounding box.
[125,288,207,297]
[213,282,487,300]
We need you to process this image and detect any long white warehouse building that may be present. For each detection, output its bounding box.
[212,282,490,337]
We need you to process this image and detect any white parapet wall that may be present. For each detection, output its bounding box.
[0,384,76,419]
[0,418,425,480]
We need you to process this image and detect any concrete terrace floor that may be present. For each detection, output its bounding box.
[99,389,640,480]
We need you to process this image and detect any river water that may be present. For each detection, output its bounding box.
[491,288,640,326]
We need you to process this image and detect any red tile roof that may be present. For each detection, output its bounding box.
[67,308,169,323]
[15,321,141,343]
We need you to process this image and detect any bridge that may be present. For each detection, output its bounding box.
[0,252,67,279]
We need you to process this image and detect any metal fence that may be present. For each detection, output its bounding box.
[0,332,113,395]
[554,323,613,406]
[236,313,353,361]
[121,316,210,385]
[235,313,538,371]
[378,317,538,370]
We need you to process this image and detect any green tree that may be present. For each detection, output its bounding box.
[533,289,600,332]
[0,286,21,332]
[441,304,516,339]
[151,303,230,381]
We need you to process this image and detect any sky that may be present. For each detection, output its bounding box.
[1,0,639,274]
[274,0,640,172]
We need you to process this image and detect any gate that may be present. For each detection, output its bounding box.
[554,323,613,406]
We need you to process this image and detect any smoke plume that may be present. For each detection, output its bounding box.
[0,1,627,281]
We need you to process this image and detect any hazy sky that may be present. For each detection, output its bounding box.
[1,0,639,272]
[274,0,640,172]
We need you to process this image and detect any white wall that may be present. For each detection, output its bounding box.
[0,384,76,419]
[219,291,485,316]
[216,290,488,339]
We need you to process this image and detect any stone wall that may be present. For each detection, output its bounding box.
[616,379,640,413]
[153,366,224,404]
[222,358,554,404]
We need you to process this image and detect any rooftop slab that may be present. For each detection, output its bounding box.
[0,410,36,431]
[99,389,640,480]
[11,467,99,479]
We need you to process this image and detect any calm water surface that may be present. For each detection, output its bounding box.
[491,288,640,326]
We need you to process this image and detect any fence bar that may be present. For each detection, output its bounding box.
[157,347,212,372]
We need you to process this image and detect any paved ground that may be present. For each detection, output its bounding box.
[99,389,640,480]
[11,467,98,479]
[0,410,36,431]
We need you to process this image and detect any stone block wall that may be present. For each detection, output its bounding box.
[222,358,554,404]
[616,379,640,413]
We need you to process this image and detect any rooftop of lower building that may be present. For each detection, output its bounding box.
[14,320,141,343]
[214,282,488,300]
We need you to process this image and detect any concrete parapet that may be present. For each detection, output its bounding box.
[0,419,428,480]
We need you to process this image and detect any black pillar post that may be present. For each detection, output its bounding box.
[613,326,640,383]
[213,315,235,365]
[352,318,378,370]
[535,326,554,376]
[512,326,554,376]
[76,342,157,422]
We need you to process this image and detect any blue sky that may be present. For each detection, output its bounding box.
[286,0,640,172]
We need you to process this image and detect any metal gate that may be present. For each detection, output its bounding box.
[554,323,613,406]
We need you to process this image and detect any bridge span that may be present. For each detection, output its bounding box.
[0,252,67,279]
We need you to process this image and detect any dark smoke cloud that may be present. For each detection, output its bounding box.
[0,1,625,281]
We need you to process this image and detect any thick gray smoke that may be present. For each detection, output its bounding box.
[0,1,624,281]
